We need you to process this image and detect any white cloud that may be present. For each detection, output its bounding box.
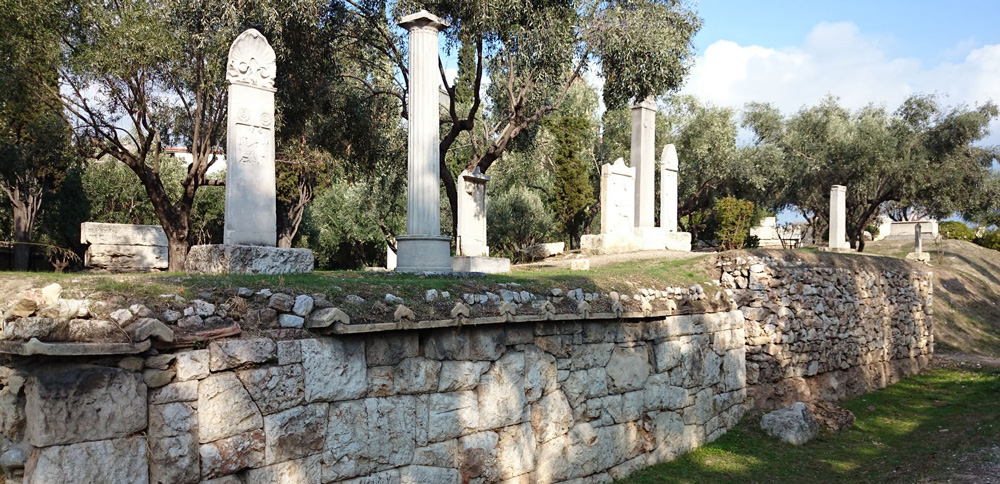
[679,22,1000,145]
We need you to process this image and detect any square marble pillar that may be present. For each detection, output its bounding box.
[456,168,490,257]
[223,29,277,247]
[828,185,849,250]
[631,97,657,228]
[395,11,453,273]
[659,144,679,232]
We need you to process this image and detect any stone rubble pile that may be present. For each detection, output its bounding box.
[719,254,933,409]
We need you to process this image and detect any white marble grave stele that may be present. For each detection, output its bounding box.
[828,185,849,250]
[224,29,277,246]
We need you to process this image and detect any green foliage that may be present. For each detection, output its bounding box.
[940,221,976,242]
[544,115,596,248]
[306,177,405,270]
[713,197,755,251]
[975,229,1000,251]
[744,94,1000,252]
[487,188,554,259]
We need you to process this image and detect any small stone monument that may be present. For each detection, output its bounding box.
[827,185,850,251]
[394,11,453,273]
[659,144,691,252]
[80,222,168,271]
[631,97,667,250]
[186,29,313,274]
[906,223,931,262]
[452,168,510,273]
[581,158,644,254]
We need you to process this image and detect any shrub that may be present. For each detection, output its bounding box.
[713,196,755,251]
[488,187,554,259]
[975,229,1000,251]
[940,221,976,241]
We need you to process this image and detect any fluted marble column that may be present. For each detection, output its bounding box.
[829,185,849,250]
[631,97,656,228]
[660,144,679,232]
[395,11,453,272]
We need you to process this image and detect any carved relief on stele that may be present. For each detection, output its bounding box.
[226,29,276,89]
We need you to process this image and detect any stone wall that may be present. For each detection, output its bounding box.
[718,252,933,410]
[0,309,746,484]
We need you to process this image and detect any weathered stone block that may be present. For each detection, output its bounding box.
[199,429,265,478]
[197,373,263,443]
[174,349,210,381]
[27,436,148,484]
[438,360,490,392]
[264,403,326,464]
[245,455,322,484]
[149,433,199,484]
[209,338,276,372]
[324,396,416,481]
[25,365,146,447]
[302,338,366,402]
[606,346,651,393]
[186,244,314,275]
[497,422,535,480]
[530,390,573,444]
[149,380,199,404]
[236,364,305,414]
[366,333,419,366]
[395,357,442,394]
[428,391,479,443]
[458,431,500,483]
[86,244,169,270]
[478,353,526,429]
[400,465,460,484]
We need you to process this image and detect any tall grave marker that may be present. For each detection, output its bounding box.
[186,29,313,274]
[660,144,691,251]
[828,185,850,251]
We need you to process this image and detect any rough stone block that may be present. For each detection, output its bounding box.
[209,338,276,372]
[236,364,305,414]
[478,353,526,429]
[324,396,416,481]
[186,244,314,275]
[174,349,210,381]
[81,222,167,246]
[200,429,265,478]
[438,360,490,392]
[428,391,480,443]
[245,455,322,484]
[400,465,460,484]
[85,244,169,270]
[149,380,199,404]
[197,373,263,443]
[302,338,366,402]
[27,436,148,484]
[264,403,326,464]
[367,333,419,366]
[25,365,146,447]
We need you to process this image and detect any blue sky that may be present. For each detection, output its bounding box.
[680,0,1000,147]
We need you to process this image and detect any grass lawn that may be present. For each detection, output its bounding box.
[619,364,1000,483]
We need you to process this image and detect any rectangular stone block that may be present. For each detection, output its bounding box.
[27,436,148,484]
[187,244,314,275]
[81,222,168,246]
[26,365,147,447]
[85,244,169,270]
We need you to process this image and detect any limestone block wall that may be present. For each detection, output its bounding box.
[0,310,746,484]
[718,253,934,410]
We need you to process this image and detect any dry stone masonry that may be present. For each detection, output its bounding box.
[0,250,936,483]
[718,252,933,409]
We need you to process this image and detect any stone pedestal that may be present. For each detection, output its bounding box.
[828,185,849,250]
[185,245,314,274]
[664,232,693,252]
[395,11,453,274]
[456,169,490,257]
[451,256,510,273]
[396,236,454,273]
[223,29,277,247]
[581,158,644,255]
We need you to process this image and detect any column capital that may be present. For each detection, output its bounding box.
[398,10,449,32]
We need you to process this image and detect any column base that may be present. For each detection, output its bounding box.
[664,232,692,252]
[395,235,454,273]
